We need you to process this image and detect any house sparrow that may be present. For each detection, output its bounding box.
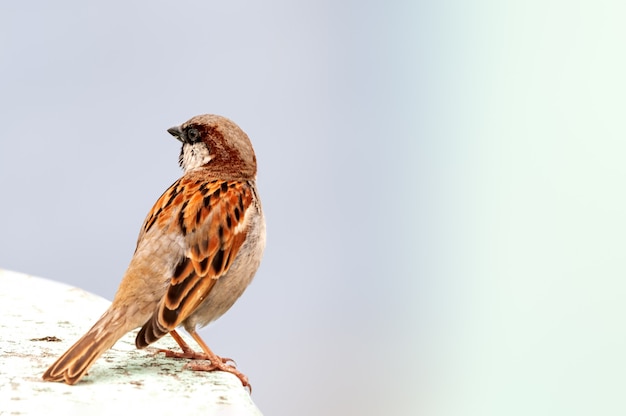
[42,114,266,388]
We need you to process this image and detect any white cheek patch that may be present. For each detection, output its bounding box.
[181,142,212,172]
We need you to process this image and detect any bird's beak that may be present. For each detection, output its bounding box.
[167,126,184,142]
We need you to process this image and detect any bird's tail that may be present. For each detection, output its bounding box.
[42,312,128,385]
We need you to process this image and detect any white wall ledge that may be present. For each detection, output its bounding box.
[0,269,262,415]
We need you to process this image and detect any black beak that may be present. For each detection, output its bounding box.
[167,126,184,142]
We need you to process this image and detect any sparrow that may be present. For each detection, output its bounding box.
[42,114,266,388]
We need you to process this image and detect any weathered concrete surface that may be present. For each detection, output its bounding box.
[0,269,261,415]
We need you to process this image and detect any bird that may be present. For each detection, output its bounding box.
[42,114,266,388]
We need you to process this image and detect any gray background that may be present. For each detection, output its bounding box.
[3,1,626,415]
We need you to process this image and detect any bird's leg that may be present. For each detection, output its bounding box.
[154,330,237,368]
[153,330,208,359]
[153,330,247,389]
[183,330,250,390]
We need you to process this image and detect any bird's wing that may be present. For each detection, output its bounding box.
[135,177,254,347]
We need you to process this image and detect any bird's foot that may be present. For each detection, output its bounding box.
[185,357,249,391]
[159,329,250,391]
[155,348,234,366]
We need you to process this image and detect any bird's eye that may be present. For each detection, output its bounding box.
[186,127,200,142]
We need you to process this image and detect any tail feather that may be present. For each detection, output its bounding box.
[135,312,170,349]
[42,316,127,385]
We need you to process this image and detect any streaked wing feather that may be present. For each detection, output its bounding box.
[135,178,253,347]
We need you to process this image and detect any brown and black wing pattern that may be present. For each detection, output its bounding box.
[135,178,253,348]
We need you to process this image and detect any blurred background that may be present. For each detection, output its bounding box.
[2,1,626,415]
